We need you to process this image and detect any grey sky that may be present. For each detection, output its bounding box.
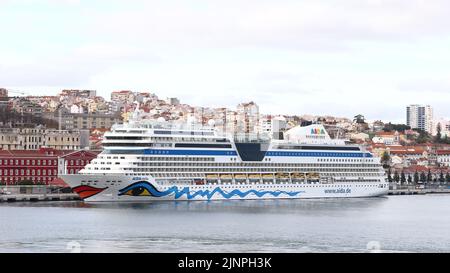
[1,0,450,123]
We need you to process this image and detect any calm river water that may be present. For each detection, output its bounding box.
[0,194,449,252]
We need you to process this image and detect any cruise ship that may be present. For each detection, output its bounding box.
[61,110,388,201]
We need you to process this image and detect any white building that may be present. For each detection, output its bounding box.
[236,101,259,135]
[437,150,450,167]
[259,116,272,135]
[258,115,287,139]
[406,104,433,133]
[166,97,180,106]
[0,128,88,150]
[372,131,401,145]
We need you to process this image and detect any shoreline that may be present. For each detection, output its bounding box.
[1,190,450,203]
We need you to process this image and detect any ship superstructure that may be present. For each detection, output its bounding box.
[61,111,388,201]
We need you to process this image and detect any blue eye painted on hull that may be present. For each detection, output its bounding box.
[119,181,166,197]
[118,181,304,200]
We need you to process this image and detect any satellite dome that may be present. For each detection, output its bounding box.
[207,119,216,126]
[157,117,166,122]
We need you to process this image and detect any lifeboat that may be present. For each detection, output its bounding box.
[234,174,247,179]
[291,172,304,179]
[205,174,218,179]
[275,172,290,179]
[248,174,261,179]
[220,174,233,179]
[194,179,205,185]
[306,172,320,179]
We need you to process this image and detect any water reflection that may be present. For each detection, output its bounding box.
[0,197,388,215]
[0,195,449,252]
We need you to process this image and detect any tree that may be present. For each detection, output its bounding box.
[387,169,393,182]
[381,151,391,168]
[420,172,426,184]
[0,106,59,129]
[435,123,442,143]
[414,171,419,184]
[427,170,432,183]
[383,123,411,133]
[18,180,34,185]
[407,174,412,184]
[443,135,450,145]
[393,171,400,184]
[401,172,406,185]
[416,129,431,144]
[446,173,450,183]
[353,114,366,124]
[439,172,445,183]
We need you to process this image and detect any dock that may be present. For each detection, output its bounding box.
[0,193,80,202]
[388,187,450,195]
[388,189,424,195]
[0,185,81,202]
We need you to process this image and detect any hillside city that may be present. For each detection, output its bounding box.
[0,87,450,186]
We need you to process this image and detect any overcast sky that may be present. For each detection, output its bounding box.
[1,0,450,123]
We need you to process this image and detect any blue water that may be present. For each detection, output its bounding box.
[0,194,449,252]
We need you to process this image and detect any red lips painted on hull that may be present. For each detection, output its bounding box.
[72,185,108,199]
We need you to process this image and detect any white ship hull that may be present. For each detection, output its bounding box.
[61,122,389,202]
[62,174,389,202]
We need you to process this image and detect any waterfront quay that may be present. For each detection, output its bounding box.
[1,185,450,202]
[0,193,79,202]
[0,185,79,202]
[388,183,450,195]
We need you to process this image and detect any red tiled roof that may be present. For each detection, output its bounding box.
[390,150,424,155]
[59,150,100,159]
[371,143,387,148]
[403,165,429,172]
[0,149,73,157]
[375,131,398,136]
[48,178,69,187]
[401,166,450,174]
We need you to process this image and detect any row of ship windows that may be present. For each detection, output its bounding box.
[180,184,382,189]
[125,167,381,172]
[79,180,381,185]
[133,162,381,168]
[138,157,215,162]
[92,161,121,165]
[317,158,374,163]
[137,156,377,165]
[102,143,173,147]
[126,172,381,178]
[91,167,111,170]
[123,137,222,142]
[152,131,215,136]
[106,136,224,142]
[263,157,373,162]
[264,152,370,157]
[82,180,123,184]
[156,180,382,186]
[99,156,126,160]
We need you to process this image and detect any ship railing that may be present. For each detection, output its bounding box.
[233,132,271,143]
[115,120,217,131]
[201,172,332,185]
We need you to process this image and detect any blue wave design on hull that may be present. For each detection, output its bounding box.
[118,181,304,200]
